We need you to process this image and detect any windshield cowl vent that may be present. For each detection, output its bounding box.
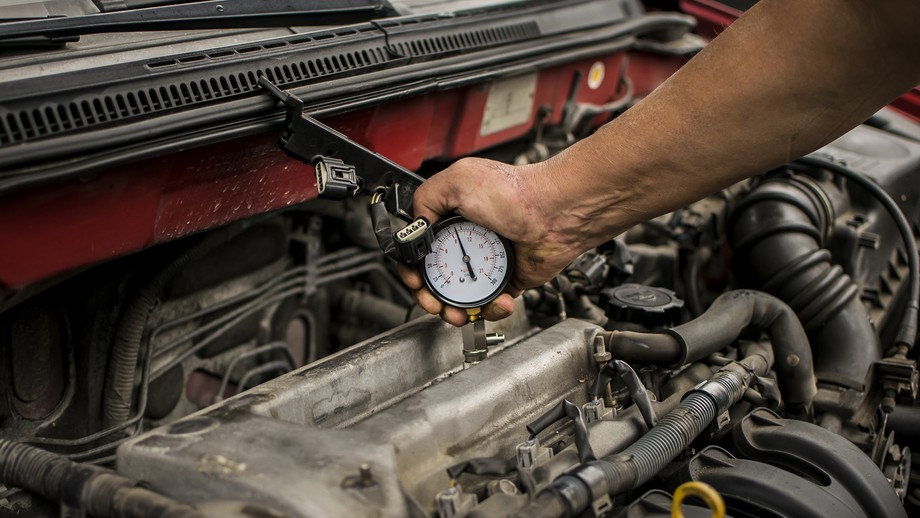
[389,21,538,58]
[0,18,542,148]
[0,45,391,146]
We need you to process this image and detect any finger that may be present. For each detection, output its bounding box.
[398,265,424,290]
[441,305,470,327]
[413,162,471,223]
[504,284,525,299]
[481,294,516,321]
[416,288,444,316]
[413,180,453,224]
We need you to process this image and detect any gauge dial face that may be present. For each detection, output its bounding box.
[421,217,513,309]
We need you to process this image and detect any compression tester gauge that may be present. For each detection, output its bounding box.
[392,213,513,365]
[260,77,513,363]
[421,216,514,314]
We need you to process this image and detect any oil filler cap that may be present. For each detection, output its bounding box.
[600,284,684,329]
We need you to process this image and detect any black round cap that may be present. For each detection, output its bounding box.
[600,284,684,328]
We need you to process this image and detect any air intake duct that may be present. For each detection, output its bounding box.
[730,174,880,390]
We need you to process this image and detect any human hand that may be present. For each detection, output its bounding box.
[398,157,586,326]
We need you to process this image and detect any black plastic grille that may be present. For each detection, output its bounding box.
[0,20,541,147]
[391,21,539,57]
[0,46,391,146]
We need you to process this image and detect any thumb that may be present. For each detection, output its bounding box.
[413,160,479,224]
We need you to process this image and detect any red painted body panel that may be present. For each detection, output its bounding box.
[891,89,920,124]
[677,0,739,38]
[0,134,314,289]
[0,53,684,292]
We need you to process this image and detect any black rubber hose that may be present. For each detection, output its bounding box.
[528,364,713,493]
[0,439,203,517]
[796,155,919,351]
[606,290,817,406]
[888,406,920,451]
[446,457,518,479]
[600,361,763,488]
[520,491,570,518]
[102,226,242,427]
[337,288,408,329]
[668,290,817,406]
[370,193,398,262]
[730,174,881,389]
[684,246,708,317]
[518,359,764,518]
[604,331,682,364]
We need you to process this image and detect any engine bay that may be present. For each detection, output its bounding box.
[115,118,920,518]
[2,1,920,516]
[6,116,920,517]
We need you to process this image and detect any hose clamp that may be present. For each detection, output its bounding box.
[572,464,612,517]
[687,371,746,414]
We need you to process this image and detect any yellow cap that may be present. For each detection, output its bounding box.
[672,481,725,518]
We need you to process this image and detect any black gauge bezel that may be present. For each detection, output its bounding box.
[420,215,515,309]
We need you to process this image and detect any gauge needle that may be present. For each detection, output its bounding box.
[454,229,477,281]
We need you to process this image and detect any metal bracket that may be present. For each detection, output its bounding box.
[594,359,657,428]
[259,77,425,221]
[875,355,919,413]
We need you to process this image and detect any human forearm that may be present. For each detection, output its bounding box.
[540,0,920,252]
[405,0,920,324]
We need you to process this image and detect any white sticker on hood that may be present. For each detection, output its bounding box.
[480,72,537,136]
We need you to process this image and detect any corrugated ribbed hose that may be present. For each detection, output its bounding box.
[0,439,204,518]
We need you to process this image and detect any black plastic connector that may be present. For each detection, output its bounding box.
[393,216,433,265]
[314,156,360,199]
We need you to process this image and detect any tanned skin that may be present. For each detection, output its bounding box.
[400,0,920,326]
